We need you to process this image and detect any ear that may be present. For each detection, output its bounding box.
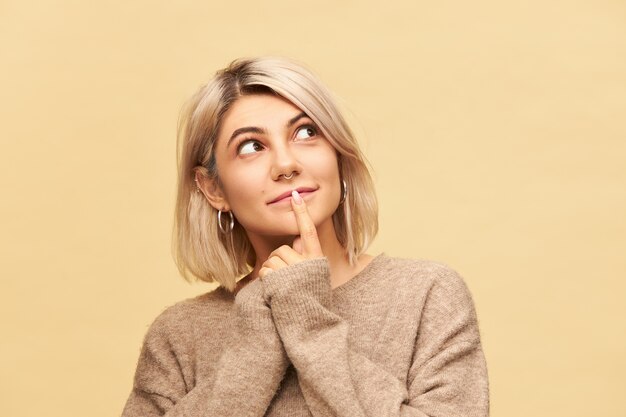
[195,170,230,211]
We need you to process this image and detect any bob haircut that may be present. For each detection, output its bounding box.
[173,56,378,292]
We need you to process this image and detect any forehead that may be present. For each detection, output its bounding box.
[220,94,303,133]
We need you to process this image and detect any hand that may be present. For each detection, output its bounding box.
[258,190,324,278]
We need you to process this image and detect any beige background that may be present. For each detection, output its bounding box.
[1,1,625,416]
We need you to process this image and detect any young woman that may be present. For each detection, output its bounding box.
[121,57,489,417]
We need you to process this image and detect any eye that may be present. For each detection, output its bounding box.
[294,125,318,141]
[238,140,264,155]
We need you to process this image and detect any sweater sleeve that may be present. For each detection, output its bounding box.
[121,279,289,417]
[260,258,489,417]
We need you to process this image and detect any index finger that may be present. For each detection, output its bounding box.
[290,190,323,257]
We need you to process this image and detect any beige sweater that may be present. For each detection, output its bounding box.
[121,253,489,416]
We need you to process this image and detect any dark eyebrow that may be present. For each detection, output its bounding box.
[226,112,309,149]
[226,126,267,149]
[287,112,308,127]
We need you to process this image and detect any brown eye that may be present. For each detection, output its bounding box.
[294,125,317,141]
[238,140,264,155]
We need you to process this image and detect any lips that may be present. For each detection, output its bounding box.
[267,187,318,204]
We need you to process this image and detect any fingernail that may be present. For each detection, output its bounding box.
[292,190,303,205]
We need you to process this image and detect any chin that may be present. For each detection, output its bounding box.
[243,221,299,238]
[266,224,301,237]
[243,208,334,238]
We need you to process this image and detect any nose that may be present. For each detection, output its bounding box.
[270,143,301,181]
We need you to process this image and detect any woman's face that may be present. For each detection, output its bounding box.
[209,93,342,239]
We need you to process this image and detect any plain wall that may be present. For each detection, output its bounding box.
[1,1,625,416]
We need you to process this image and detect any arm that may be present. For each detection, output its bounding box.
[121,279,289,417]
[261,258,489,417]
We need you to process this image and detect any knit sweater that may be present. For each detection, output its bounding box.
[121,253,489,416]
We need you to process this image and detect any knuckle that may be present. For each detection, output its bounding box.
[267,258,279,268]
[270,245,289,257]
[262,258,275,268]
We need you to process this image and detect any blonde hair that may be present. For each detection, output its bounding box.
[173,56,378,291]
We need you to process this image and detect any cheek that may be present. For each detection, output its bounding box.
[308,145,340,177]
[321,165,341,191]
[218,164,264,204]
[306,148,342,206]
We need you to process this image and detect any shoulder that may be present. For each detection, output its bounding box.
[377,254,477,308]
[128,288,235,398]
[378,254,468,286]
[380,254,482,339]
[143,287,234,345]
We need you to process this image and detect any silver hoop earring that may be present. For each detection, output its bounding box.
[339,179,347,204]
[217,210,234,234]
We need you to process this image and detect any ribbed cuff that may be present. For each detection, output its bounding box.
[261,257,331,330]
[233,278,277,332]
